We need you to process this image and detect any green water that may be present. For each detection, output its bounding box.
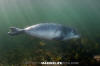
[0,0,100,64]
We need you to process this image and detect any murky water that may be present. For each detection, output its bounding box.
[0,0,100,64]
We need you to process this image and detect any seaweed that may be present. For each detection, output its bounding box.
[0,36,100,65]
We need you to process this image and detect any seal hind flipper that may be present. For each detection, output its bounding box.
[8,27,24,36]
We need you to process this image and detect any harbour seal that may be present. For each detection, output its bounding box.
[8,23,80,41]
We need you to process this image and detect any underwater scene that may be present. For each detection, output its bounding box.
[0,0,100,66]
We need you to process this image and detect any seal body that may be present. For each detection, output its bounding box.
[8,23,80,41]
